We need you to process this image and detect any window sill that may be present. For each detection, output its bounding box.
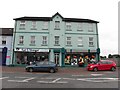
[89,45,94,47]
[41,44,48,46]
[66,45,72,47]
[77,29,83,31]
[31,28,37,30]
[29,44,36,46]
[78,45,83,47]
[54,28,60,30]
[54,44,60,46]
[18,44,24,46]
[66,29,72,31]
[19,28,25,30]
[42,29,48,30]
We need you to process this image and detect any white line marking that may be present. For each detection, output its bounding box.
[37,81,68,84]
[91,74,103,76]
[52,78,61,83]
[0,77,9,80]
[63,78,76,80]
[23,77,35,82]
[8,80,28,82]
[72,75,84,76]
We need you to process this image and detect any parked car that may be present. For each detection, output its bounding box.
[87,60,116,72]
[25,61,58,73]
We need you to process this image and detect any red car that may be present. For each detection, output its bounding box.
[87,60,116,72]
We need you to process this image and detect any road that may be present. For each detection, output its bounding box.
[1,68,119,89]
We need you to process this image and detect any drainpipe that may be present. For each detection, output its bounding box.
[11,20,17,65]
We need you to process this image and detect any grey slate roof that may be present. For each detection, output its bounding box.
[14,12,99,23]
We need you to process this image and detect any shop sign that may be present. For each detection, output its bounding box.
[38,49,49,52]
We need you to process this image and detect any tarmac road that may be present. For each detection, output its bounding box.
[1,66,119,89]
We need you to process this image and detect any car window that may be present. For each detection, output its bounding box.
[100,61,108,64]
[36,62,44,65]
[49,61,55,64]
[107,61,112,64]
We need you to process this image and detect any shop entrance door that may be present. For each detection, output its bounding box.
[54,53,60,66]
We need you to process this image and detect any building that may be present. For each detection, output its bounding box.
[11,12,100,66]
[0,28,13,65]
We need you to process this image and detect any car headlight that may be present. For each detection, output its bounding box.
[90,66,93,68]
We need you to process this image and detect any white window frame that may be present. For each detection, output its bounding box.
[54,36,60,45]
[19,36,24,45]
[66,22,71,31]
[77,23,83,31]
[43,21,48,30]
[42,36,47,45]
[20,21,25,27]
[78,37,83,46]
[31,21,37,29]
[66,37,71,46]
[88,23,93,32]
[30,36,35,45]
[89,37,94,46]
[2,36,6,45]
[55,21,60,30]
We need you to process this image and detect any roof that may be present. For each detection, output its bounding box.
[0,28,13,36]
[14,12,99,23]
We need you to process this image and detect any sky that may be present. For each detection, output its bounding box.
[0,0,119,57]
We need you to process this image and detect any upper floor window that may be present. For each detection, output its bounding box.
[2,36,6,45]
[89,37,94,47]
[66,37,72,46]
[19,36,24,45]
[43,21,48,30]
[19,21,25,30]
[66,22,71,31]
[77,23,83,31]
[54,36,60,46]
[78,37,83,47]
[30,36,35,45]
[88,23,93,32]
[31,21,37,30]
[42,36,47,46]
[55,21,60,30]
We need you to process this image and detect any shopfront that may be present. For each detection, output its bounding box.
[64,49,97,66]
[14,48,49,65]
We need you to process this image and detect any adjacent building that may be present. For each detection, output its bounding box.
[11,12,100,66]
[0,28,13,65]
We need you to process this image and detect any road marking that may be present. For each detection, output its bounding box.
[91,74,103,76]
[0,77,9,80]
[52,78,61,83]
[37,81,68,84]
[8,77,35,82]
[63,78,76,80]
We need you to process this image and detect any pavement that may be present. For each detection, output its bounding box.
[1,66,89,74]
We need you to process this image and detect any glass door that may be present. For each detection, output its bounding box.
[54,53,59,66]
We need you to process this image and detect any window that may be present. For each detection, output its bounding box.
[20,21,25,30]
[88,23,93,32]
[89,37,94,47]
[54,36,60,45]
[66,22,71,31]
[2,36,6,45]
[30,36,35,45]
[78,37,83,47]
[31,21,37,30]
[66,37,72,46]
[43,22,48,30]
[55,21,60,30]
[77,23,83,31]
[42,36,47,45]
[19,36,24,45]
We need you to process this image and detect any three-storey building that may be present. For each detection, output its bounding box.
[11,12,99,66]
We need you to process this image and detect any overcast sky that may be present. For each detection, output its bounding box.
[0,0,118,56]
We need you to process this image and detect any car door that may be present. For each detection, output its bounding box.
[98,61,107,70]
[36,62,44,71]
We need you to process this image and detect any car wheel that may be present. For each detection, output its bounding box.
[111,67,116,71]
[49,68,55,73]
[93,67,98,72]
[29,68,33,72]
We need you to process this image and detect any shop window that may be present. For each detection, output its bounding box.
[65,55,71,65]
